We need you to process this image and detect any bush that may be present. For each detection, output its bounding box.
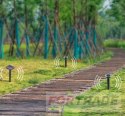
[104,39,125,48]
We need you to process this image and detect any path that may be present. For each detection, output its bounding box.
[0,48,125,116]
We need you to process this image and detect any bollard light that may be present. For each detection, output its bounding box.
[106,74,111,90]
[64,56,68,68]
[6,65,15,82]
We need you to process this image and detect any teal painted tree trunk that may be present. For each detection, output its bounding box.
[79,31,84,59]
[85,30,90,55]
[52,26,58,58]
[93,27,97,48]
[0,19,4,59]
[15,20,21,57]
[44,16,49,59]
[74,28,79,59]
[25,33,30,57]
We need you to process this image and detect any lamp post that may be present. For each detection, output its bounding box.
[106,74,111,90]
[6,65,15,82]
[64,56,68,67]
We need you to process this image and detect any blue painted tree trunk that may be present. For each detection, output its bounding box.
[0,19,4,59]
[15,20,21,57]
[44,16,49,59]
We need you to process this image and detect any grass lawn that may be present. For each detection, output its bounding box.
[0,51,112,95]
[64,68,125,116]
[62,39,125,116]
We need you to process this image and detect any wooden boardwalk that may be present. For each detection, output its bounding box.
[0,48,125,116]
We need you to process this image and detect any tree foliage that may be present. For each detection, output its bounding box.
[107,0,125,25]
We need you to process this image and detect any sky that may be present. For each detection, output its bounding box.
[103,0,112,9]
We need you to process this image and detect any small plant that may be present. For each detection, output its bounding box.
[76,95,83,105]
[33,69,52,75]
[28,78,39,84]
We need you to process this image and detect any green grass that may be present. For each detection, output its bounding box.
[3,43,40,58]
[0,51,112,95]
[104,39,125,48]
[64,68,125,116]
